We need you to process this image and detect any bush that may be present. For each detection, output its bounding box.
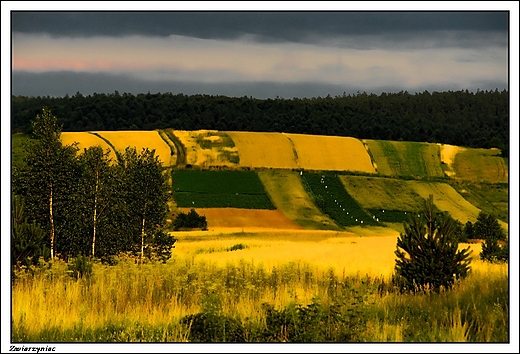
[481,240,508,263]
[394,195,472,292]
[144,229,177,263]
[180,293,245,342]
[67,255,93,280]
[173,208,207,231]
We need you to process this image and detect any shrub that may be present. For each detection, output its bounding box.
[173,208,207,231]
[67,254,93,280]
[394,195,472,292]
[481,240,508,263]
[180,294,245,342]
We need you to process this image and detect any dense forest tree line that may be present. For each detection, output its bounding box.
[12,89,509,155]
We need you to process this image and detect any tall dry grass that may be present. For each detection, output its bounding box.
[11,234,508,343]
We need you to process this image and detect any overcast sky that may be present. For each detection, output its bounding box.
[5,4,515,99]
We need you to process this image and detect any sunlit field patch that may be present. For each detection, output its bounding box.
[285,133,376,172]
[438,143,464,177]
[95,130,172,166]
[175,231,400,279]
[177,208,302,231]
[61,132,116,160]
[227,131,299,169]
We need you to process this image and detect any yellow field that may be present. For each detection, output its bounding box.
[285,133,376,173]
[173,230,483,279]
[94,131,172,166]
[60,132,117,161]
[227,131,299,169]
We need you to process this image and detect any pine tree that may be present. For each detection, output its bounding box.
[394,195,472,292]
[11,194,48,268]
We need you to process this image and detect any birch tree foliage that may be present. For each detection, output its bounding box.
[118,147,174,261]
[77,146,116,257]
[12,107,79,260]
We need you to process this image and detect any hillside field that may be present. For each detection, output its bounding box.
[257,169,341,230]
[451,147,508,183]
[14,129,509,235]
[365,139,445,178]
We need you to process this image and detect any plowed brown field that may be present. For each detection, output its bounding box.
[178,207,303,232]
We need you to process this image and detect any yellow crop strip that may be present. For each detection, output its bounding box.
[61,132,117,161]
[227,131,299,169]
[96,131,172,166]
[285,133,376,173]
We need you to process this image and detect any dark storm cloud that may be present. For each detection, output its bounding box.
[11,71,508,100]
[11,11,508,43]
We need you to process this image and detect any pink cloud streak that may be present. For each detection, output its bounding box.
[12,57,151,72]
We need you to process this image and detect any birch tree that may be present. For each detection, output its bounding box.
[78,146,115,257]
[119,147,171,261]
[12,107,79,260]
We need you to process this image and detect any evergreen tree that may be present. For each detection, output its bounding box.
[11,194,48,268]
[394,195,472,292]
[474,212,508,262]
[473,212,506,241]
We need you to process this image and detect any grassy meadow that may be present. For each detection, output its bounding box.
[11,232,508,343]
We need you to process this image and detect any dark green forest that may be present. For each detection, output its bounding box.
[12,89,509,155]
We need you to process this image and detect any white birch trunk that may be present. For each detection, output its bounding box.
[49,182,55,259]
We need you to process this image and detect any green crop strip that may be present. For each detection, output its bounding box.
[172,170,275,209]
[301,172,381,227]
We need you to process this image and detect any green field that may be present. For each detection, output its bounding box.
[301,172,381,227]
[448,181,508,223]
[172,170,275,209]
[257,169,341,230]
[366,140,445,178]
[451,147,508,183]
